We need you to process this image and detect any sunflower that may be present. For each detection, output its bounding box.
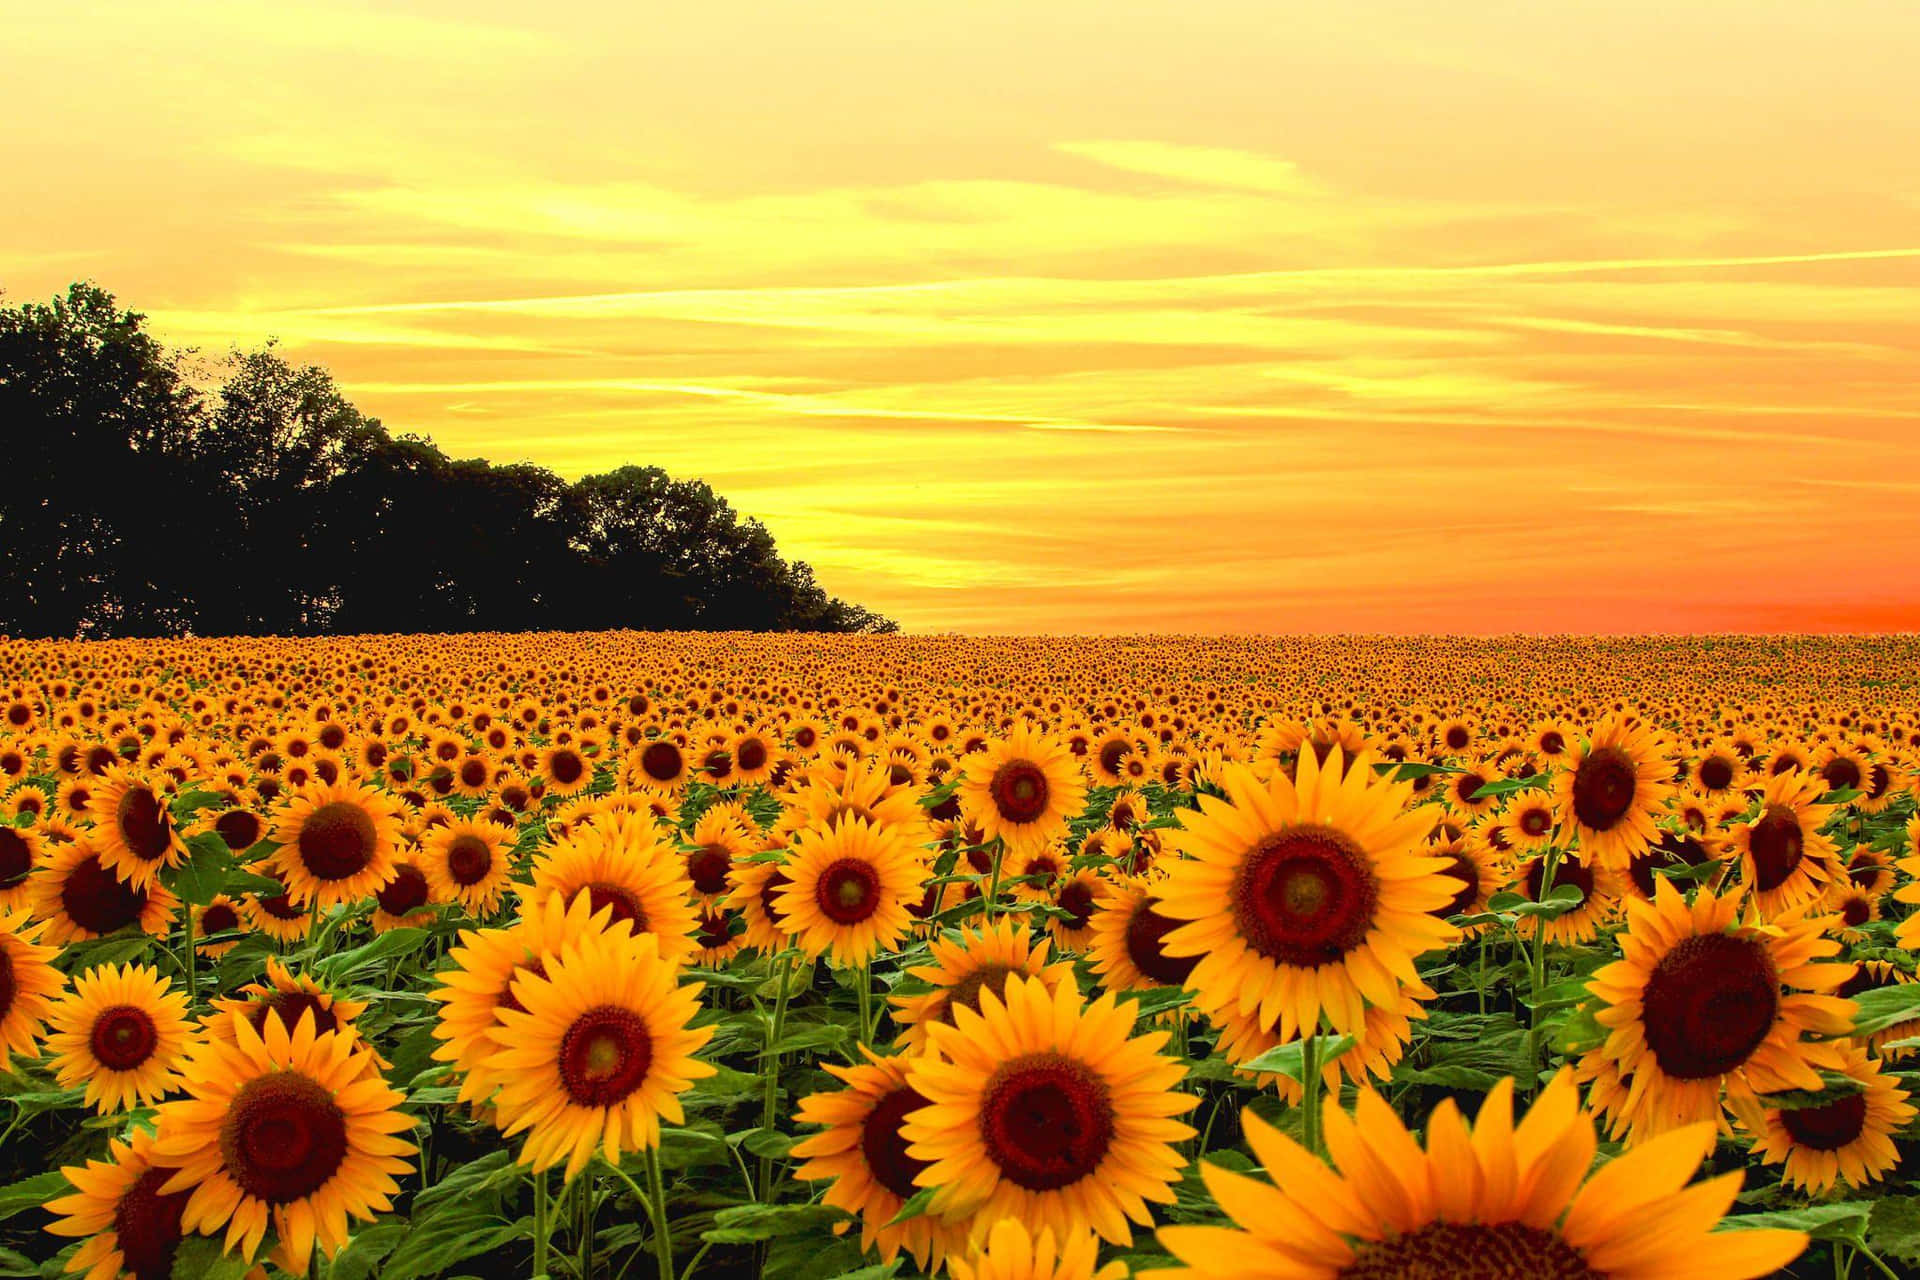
[1156,751,1457,1040]
[1498,792,1556,853]
[1728,769,1839,916]
[690,908,746,967]
[241,864,313,943]
[267,778,404,909]
[1511,848,1620,944]
[682,806,752,907]
[1692,740,1747,795]
[44,1128,200,1280]
[539,743,594,797]
[726,850,797,954]
[891,916,1076,1053]
[194,894,250,958]
[1822,881,1879,942]
[1551,716,1674,868]
[1843,846,1896,898]
[952,1218,1127,1280]
[1086,875,1202,996]
[627,738,690,792]
[1089,730,1139,787]
[487,925,715,1180]
[521,811,699,963]
[1047,868,1106,953]
[958,725,1088,856]
[792,1048,969,1270]
[200,804,266,858]
[1621,828,1720,904]
[202,958,373,1057]
[0,821,44,912]
[1578,881,1854,1144]
[88,768,187,891]
[1426,834,1505,934]
[28,839,178,945]
[420,817,511,916]
[45,962,191,1113]
[1209,980,1431,1097]
[1147,1072,1806,1280]
[1745,1039,1914,1194]
[730,727,778,786]
[773,816,923,967]
[0,910,64,1070]
[149,1012,416,1271]
[901,975,1197,1247]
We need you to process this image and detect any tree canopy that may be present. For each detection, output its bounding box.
[0,283,896,638]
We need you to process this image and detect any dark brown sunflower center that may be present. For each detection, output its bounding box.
[1781,1091,1869,1151]
[816,857,882,925]
[1056,880,1097,929]
[1445,726,1471,751]
[214,809,261,852]
[1642,932,1779,1080]
[1433,851,1480,918]
[989,761,1051,825]
[297,801,377,881]
[582,882,649,932]
[1820,758,1862,792]
[459,758,490,788]
[860,1084,932,1199]
[116,785,172,862]
[1539,731,1566,756]
[735,738,768,772]
[90,1005,159,1070]
[257,881,307,920]
[112,1166,191,1280]
[1098,740,1131,775]
[549,750,586,785]
[938,964,1018,1026]
[1698,756,1736,792]
[1571,747,1638,830]
[1125,896,1202,986]
[686,845,732,896]
[1628,832,1711,898]
[557,1005,654,1107]
[61,854,147,935]
[1524,854,1593,904]
[375,863,431,915]
[1840,897,1872,927]
[445,835,494,886]
[220,1070,350,1205]
[640,742,682,782]
[696,910,736,949]
[979,1052,1115,1191]
[199,902,241,934]
[1748,806,1804,891]
[758,868,792,924]
[1518,806,1553,836]
[251,991,339,1039]
[0,829,30,887]
[1340,1221,1601,1280]
[1231,826,1378,967]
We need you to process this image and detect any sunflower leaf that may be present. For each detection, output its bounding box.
[173,831,233,905]
[1752,1070,1867,1111]
[314,927,430,981]
[0,1171,71,1222]
[1868,1196,1920,1265]
[883,1186,938,1227]
[1851,983,1920,1037]
[168,1236,253,1280]
[1238,1033,1357,1082]
[1718,1200,1871,1243]
[701,1202,849,1243]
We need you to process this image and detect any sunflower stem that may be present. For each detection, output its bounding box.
[1300,1029,1322,1158]
[181,901,196,1007]
[577,1172,594,1279]
[758,949,796,1202]
[532,1169,552,1278]
[1523,845,1564,1096]
[984,838,1004,917]
[643,1144,675,1280]
[854,962,874,1049]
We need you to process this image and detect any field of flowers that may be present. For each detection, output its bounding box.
[3,632,1920,1280]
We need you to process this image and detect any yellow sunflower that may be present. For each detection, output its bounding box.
[149,1012,415,1271]
[1,909,64,1070]
[1746,1039,1914,1194]
[192,894,250,958]
[44,1128,201,1280]
[792,1047,969,1270]
[682,806,753,907]
[267,778,405,909]
[1157,751,1457,1040]
[1046,867,1106,954]
[773,816,923,967]
[725,849,797,954]
[958,724,1088,856]
[0,821,45,912]
[690,907,746,968]
[1728,768,1840,916]
[891,916,1076,1053]
[45,962,191,1113]
[1578,880,1854,1144]
[487,925,715,1180]
[201,957,374,1060]
[521,810,699,963]
[240,864,313,943]
[1147,1072,1805,1280]
[1086,874,1202,996]
[28,838,178,945]
[1550,716,1674,868]
[371,859,438,933]
[901,975,1197,1246]
[420,816,512,916]
[952,1218,1128,1280]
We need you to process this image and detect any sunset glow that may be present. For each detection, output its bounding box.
[7,0,1919,631]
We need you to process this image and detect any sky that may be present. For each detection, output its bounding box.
[6,0,1920,633]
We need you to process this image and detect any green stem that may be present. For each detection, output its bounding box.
[181,903,196,1006]
[577,1173,593,1280]
[643,1146,675,1280]
[855,963,873,1049]
[984,839,1004,917]
[758,950,796,1202]
[532,1169,552,1279]
[1524,846,1563,1095]
[1300,1028,1323,1159]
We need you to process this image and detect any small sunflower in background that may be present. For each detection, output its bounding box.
[959,724,1088,856]
[1745,1040,1914,1194]
[420,816,511,916]
[192,894,250,958]
[774,816,922,967]
[371,858,438,932]
[1086,874,1200,997]
[522,811,699,963]
[268,778,404,909]
[1728,769,1840,916]
[45,962,190,1113]
[28,839,178,945]
[1551,716,1674,868]
[891,916,1075,1054]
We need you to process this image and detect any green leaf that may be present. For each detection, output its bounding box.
[1869,1196,1920,1265]
[736,1127,795,1159]
[884,1186,938,1227]
[1394,1064,1505,1092]
[1819,788,1862,805]
[1118,985,1191,1017]
[1753,1070,1867,1112]
[1238,1033,1357,1082]
[0,1171,72,1221]
[1469,775,1544,799]
[315,927,430,981]
[0,1246,35,1278]
[1552,1001,1606,1055]
[819,1264,902,1280]
[760,1022,848,1059]
[223,869,289,897]
[169,789,227,817]
[169,1236,253,1280]
[325,1221,409,1280]
[173,831,233,906]
[700,1202,849,1244]
[1718,1201,1871,1243]
[379,1213,528,1280]
[1851,983,1920,1037]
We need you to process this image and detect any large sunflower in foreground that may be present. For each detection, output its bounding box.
[952,1217,1127,1280]
[1,909,65,1071]
[45,1128,199,1280]
[1577,881,1854,1144]
[267,778,405,909]
[1745,1039,1914,1194]
[901,975,1197,1246]
[28,839,178,945]
[521,811,699,963]
[957,724,1088,856]
[1157,751,1457,1040]
[88,768,187,891]
[149,1013,415,1271]
[1146,1072,1806,1280]
[792,1048,969,1271]
[773,816,923,967]
[891,916,1076,1053]
[1727,769,1839,916]
[45,961,191,1113]
[488,925,715,1180]
[1550,716,1674,868]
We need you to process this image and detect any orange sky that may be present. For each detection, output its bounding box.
[7,1,1920,633]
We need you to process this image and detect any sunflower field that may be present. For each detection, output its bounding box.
[4,632,1920,1280]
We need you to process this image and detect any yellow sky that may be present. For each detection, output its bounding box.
[7,1,1920,632]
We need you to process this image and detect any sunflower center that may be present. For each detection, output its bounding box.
[550,750,585,785]
[200,902,241,934]
[1571,747,1638,830]
[251,991,339,1039]
[582,882,649,932]
[938,964,1018,1026]
[214,809,261,852]
[979,1052,1115,1191]
[1698,756,1736,792]
[1642,933,1780,1080]
[696,910,735,949]
[758,868,792,925]
[116,784,172,861]
[1539,731,1566,755]
[1518,806,1553,836]
[0,952,12,1020]
[460,759,489,788]
[1525,854,1593,904]
[297,801,377,881]
[1433,851,1480,918]
[687,845,732,896]
[0,829,30,887]
[1820,758,1862,792]
[375,863,431,915]
[89,1005,159,1070]
[1781,1091,1869,1151]
[737,739,768,772]
[1231,826,1378,967]
[257,883,307,920]
[112,1166,191,1280]
[1056,880,1097,929]
[816,858,882,925]
[640,743,682,782]
[62,855,147,935]
[1125,896,1202,985]
[220,1070,350,1205]
[1340,1221,1601,1280]
[557,1005,654,1107]
[1840,897,1872,927]
[446,835,494,886]
[989,761,1051,825]
[1747,806,1805,891]
[860,1085,932,1199]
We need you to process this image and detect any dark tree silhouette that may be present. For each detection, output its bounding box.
[0,283,896,638]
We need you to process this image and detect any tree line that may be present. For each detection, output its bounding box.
[0,283,897,638]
